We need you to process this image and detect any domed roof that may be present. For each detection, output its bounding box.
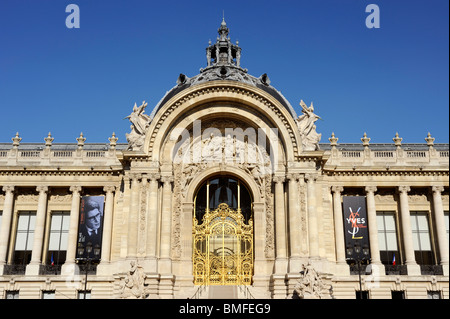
[149,19,297,120]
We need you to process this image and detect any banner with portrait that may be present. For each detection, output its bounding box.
[342,196,370,260]
[76,195,105,259]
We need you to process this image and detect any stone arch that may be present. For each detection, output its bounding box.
[144,81,302,164]
[177,165,269,281]
[186,165,263,203]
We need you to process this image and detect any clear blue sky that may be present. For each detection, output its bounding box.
[0,0,448,144]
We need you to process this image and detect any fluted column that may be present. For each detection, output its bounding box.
[159,175,173,274]
[274,176,287,273]
[100,186,116,263]
[288,173,301,272]
[63,186,82,271]
[305,174,319,258]
[332,186,346,265]
[432,186,449,272]
[0,186,15,272]
[398,186,419,274]
[145,174,160,272]
[365,186,382,266]
[27,186,49,275]
[127,173,140,259]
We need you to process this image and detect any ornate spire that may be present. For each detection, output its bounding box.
[218,16,229,41]
[204,17,242,69]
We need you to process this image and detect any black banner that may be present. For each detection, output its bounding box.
[76,195,105,259]
[342,196,370,260]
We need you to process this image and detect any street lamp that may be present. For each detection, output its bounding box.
[76,242,100,299]
[347,243,370,299]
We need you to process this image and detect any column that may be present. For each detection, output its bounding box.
[26,185,49,275]
[305,174,319,259]
[145,174,159,272]
[0,186,15,274]
[127,173,140,259]
[100,186,116,263]
[432,186,449,275]
[287,173,301,272]
[274,176,287,273]
[272,176,288,299]
[159,175,173,274]
[365,186,382,266]
[332,186,346,265]
[62,186,82,273]
[398,186,420,275]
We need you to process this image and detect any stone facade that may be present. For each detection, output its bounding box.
[0,20,448,299]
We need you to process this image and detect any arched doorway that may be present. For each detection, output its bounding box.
[193,177,253,285]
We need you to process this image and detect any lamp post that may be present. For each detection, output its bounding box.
[346,242,370,299]
[76,242,100,299]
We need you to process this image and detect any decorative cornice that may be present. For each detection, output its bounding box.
[324,169,449,177]
[0,169,121,177]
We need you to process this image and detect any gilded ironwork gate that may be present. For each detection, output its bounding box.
[193,203,253,285]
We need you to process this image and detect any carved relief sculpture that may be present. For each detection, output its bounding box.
[120,261,149,299]
[292,262,332,299]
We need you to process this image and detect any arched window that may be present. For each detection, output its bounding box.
[194,176,252,223]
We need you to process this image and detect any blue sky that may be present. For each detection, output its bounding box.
[0,0,448,144]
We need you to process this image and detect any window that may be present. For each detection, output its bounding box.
[78,290,91,299]
[410,212,433,265]
[42,290,55,299]
[13,212,36,266]
[377,212,399,265]
[195,177,252,223]
[427,291,441,299]
[391,291,405,299]
[47,212,70,267]
[356,291,369,299]
[5,290,19,299]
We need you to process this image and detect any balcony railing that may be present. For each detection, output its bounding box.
[420,265,444,276]
[39,264,62,275]
[384,265,408,276]
[2,264,26,275]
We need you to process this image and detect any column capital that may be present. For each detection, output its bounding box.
[149,173,161,182]
[161,175,174,184]
[432,186,444,194]
[69,185,82,194]
[304,173,317,182]
[331,186,344,194]
[286,173,301,181]
[365,186,377,194]
[2,185,15,193]
[36,185,49,193]
[129,173,142,181]
[103,185,117,193]
[273,175,285,184]
[398,185,411,194]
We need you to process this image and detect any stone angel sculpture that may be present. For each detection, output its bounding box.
[125,101,151,151]
[296,100,322,151]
